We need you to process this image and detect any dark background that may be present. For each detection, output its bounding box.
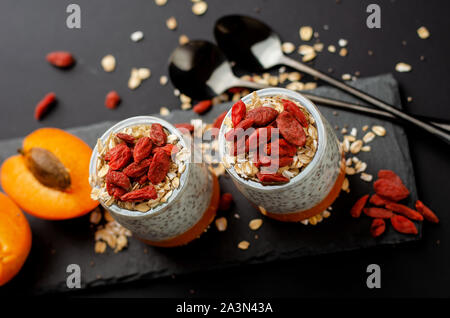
[0,0,449,297]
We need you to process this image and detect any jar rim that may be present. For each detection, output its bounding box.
[218,88,327,191]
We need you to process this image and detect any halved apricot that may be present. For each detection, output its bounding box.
[1,128,98,220]
[0,192,32,286]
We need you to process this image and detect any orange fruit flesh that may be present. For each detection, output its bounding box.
[0,128,98,220]
[0,192,32,286]
[139,172,219,247]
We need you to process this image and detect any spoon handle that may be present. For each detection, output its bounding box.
[278,55,450,145]
[301,92,450,132]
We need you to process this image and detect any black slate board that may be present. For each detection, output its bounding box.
[0,74,419,294]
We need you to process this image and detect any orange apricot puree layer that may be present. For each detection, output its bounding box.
[260,158,346,222]
[138,172,219,247]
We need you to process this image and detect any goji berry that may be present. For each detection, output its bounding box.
[378,170,402,183]
[267,139,297,157]
[105,91,121,109]
[350,194,369,218]
[228,87,245,94]
[230,135,248,156]
[193,100,212,114]
[370,218,386,237]
[105,170,131,190]
[391,214,418,235]
[276,111,306,147]
[120,185,157,202]
[415,200,439,224]
[369,194,392,206]
[219,193,233,211]
[175,123,194,133]
[149,123,167,147]
[123,158,152,178]
[107,143,132,170]
[373,178,410,202]
[363,207,394,219]
[231,100,246,127]
[134,136,152,163]
[256,172,289,184]
[247,127,273,151]
[282,99,308,127]
[148,150,170,184]
[136,174,148,185]
[385,202,423,221]
[225,118,254,141]
[106,182,127,199]
[46,51,75,68]
[262,156,294,172]
[152,144,179,157]
[116,133,135,144]
[34,92,56,120]
[246,107,278,127]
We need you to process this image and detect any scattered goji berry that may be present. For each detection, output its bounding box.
[228,87,245,94]
[107,143,132,170]
[282,99,308,127]
[369,194,392,206]
[133,136,152,163]
[415,200,439,224]
[231,100,246,127]
[123,158,152,178]
[350,194,369,218]
[34,92,56,120]
[105,91,121,109]
[385,202,423,221]
[363,207,394,219]
[149,123,167,147]
[276,111,306,147]
[148,150,170,184]
[46,51,75,68]
[225,118,254,141]
[246,106,278,127]
[116,133,135,144]
[193,100,212,114]
[105,170,131,190]
[391,214,418,235]
[370,218,386,237]
[106,182,127,199]
[373,178,410,201]
[219,193,233,211]
[256,172,289,184]
[175,123,194,133]
[120,185,157,202]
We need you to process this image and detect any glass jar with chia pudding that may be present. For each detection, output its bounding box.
[218,88,345,222]
[89,116,219,247]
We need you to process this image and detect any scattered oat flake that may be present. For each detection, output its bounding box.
[299,26,313,41]
[179,34,189,45]
[363,131,375,143]
[137,68,151,80]
[313,43,324,52]
[160,107,170,116]
[249,219,263,230]
[155,0,167,5]
[407,96,413,102]
[101,54,116,72]
[215,217,227,232]
[395,62,412,72]
[238,240,250,250]
[160,75,168,85]
[417,26,430,39]
[342,73,351,81]
[95,241,107,254]
[372,125,386,136]
[282,42,295,54]
[298,45,315,55]
[338,38,348,47]
[328,45,336,53]
[360,173,373,182]
[192,1,208,16]
[361,145,371,152]
[339,48,348,57]
[130,31,144,42]
[166,17,177,30]
[302,52,317,62]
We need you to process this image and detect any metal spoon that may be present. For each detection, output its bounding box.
[168,40,450,132]
[214,15,450,144]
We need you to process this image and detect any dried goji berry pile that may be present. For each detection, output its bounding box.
[94,124,187,211]
[350,169,439,237]
[223,93,318,185]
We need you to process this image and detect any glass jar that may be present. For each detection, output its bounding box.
[89,116,219,247]
[218,88,345,222]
